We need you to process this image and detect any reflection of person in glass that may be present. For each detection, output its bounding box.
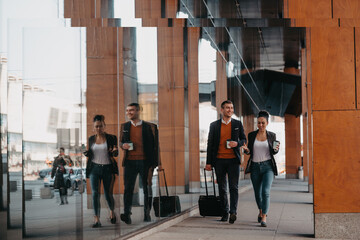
[205,100,247,224]
[85,115,119,228]
[51,147,72,205]
[242,110,280,227]
[120,103,159,224]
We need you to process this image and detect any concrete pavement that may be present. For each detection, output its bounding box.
[136,179,333,240]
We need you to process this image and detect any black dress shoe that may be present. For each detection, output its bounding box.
[229,213,237,224]
[120,214,132,224]
[258,215,262,223]
[144,213,151,222]
[110,215,116,224]
[220,214,229,222]
[92,222,101,228]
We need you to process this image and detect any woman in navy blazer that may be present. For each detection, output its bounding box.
[243,110,280,227]
[84,115,119,228]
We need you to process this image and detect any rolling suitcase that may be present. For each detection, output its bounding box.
[198,168,222,217]
[153,169,181,217]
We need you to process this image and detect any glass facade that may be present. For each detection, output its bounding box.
[0,0,303,239]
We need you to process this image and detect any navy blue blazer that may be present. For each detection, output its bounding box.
[244,130,279,175]
[119,121,159,168]
[206,118,247,166]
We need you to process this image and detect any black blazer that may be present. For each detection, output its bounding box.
[85,133,119,178]
[119,121,159,168]
[206,118,247,166]
[244,130,279,176]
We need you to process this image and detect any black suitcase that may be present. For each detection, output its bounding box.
[198,168,222,217]
[153,169,181,217]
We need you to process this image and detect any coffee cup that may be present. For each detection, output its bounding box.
[226,139,232,149]
[273,140,280,150]
[127,142,134,151]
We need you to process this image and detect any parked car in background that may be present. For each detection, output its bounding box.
[70,168,86,190]
[43,167,74,188]
[39,168,52,179]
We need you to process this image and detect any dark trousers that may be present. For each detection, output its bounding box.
[215,158,240,215]
[123,160,150,215]
[89,163,115,217]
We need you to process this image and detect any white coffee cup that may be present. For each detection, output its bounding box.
[226,139,232,149]
[273,140,280,150]
[127,142,134,151]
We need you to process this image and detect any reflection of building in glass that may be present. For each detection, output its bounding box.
[138,83,158,124]
[20,86,82,176]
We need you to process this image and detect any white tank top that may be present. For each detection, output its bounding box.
[91,142,111,165]
[252,139,271,163]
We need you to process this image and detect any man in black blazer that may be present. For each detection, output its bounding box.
[205,100,247,224]
[119,103,159,224]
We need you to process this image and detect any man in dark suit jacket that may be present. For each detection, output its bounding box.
[119,103,159,224]
[205,100,247,224]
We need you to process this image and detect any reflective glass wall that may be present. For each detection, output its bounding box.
[0,0,304,239]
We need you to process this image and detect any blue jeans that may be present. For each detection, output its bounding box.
[214,159,240,215]
[250,160,274,215]
[123,160,150,215]
[90,163,115,217]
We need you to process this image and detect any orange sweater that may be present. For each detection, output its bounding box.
[127,125,145,160]
[216,122,236,159]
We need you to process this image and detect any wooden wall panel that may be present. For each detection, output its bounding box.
[216,51,228,115]
[285,114,302,178]
[135,0,151,18]
[86,75,118,124]
[301,49,309,178]
[188,28,200,184]
[64,0,96,19]
[313,111,360,213]
[333,0,360,19]
[292,19,338,28]
[311,27,356,110]
[165,0,178,18]
[306,28,314,189]
[86,28,124,195]
[356,28,360,108]
[157,28,186,190]
[287,0,332,19]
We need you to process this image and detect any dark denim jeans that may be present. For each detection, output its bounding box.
[250,160,274,214]
[89,163,115,217]
[214,159,240,215]
[123,160,150,215]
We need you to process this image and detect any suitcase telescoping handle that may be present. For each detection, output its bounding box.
[203,168,217,197]
[157,169,169,197]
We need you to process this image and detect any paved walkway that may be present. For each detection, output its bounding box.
[141,179,317,240]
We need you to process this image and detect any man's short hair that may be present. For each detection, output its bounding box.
[221,100,233,109]
[128,103,141,111]
[60,147,65,152]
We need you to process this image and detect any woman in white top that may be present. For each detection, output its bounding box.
[85,115,119,228]
[243,110,280,227]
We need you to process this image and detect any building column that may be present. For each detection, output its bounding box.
[284,67,302,179]
[284,114,301,179]
[216,51,228,115]
[301,48,309,182]
[157,27,186,194]
[187,28,201,192]
[85,27,125,208]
